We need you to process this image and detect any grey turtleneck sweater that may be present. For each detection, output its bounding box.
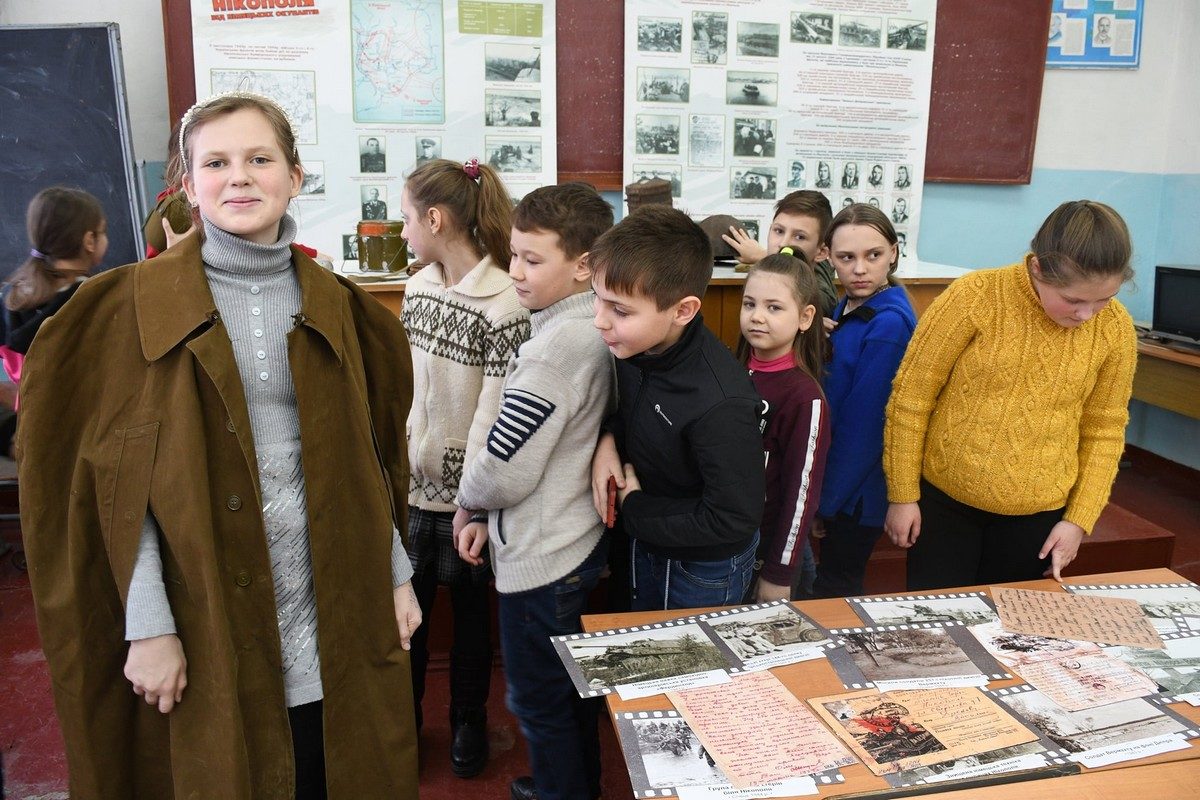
[125,215,413,707]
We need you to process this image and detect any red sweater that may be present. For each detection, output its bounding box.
[749,354,830,585]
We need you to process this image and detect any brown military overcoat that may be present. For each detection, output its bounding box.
[18,234,418,799]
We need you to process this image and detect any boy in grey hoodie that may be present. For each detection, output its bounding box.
[455,183,614,800]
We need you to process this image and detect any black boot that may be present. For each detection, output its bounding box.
[510,776,537,800]
[450,706,488,778]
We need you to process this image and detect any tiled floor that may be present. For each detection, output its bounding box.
[1,447,1197,798]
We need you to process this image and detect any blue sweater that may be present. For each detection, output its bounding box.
[818,286,916,527]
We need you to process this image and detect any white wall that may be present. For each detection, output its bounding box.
[1033,2,1199,174]
[1,0,170,162]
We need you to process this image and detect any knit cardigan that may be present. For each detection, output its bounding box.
[883,261,1137,533]
[401,256,530,512]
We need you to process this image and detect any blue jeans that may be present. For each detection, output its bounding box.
[498,538,608,800]
[631,533,759,611]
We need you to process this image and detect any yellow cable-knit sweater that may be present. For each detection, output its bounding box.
[884,261,1136,533]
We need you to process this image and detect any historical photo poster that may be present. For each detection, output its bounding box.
[190,0,557,268]
[696,600,836,672]
[623,0,936,263]
[826,622,1009,691]
[848,592,998,627]
[1047,0,1142,68]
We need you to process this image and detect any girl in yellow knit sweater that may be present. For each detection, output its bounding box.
[883,200,1137,590]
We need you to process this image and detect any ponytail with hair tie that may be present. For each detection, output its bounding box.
[463,158,481,180]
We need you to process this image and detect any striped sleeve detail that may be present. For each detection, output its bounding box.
[486,388,557,462]
[780,397,824,565]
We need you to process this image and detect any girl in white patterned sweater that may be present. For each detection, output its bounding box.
[398,158,530,776]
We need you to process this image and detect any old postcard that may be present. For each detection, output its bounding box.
[826,622,1009,690]
[668,671,857,788]
[808,687,1038,776]
[992,586,1163,649]
[849,591,997,627]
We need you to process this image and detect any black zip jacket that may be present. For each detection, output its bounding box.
[609,315,765,561]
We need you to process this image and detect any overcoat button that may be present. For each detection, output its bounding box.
[226,418,236,433]
[227,495,242,511]
[235,572,251,587]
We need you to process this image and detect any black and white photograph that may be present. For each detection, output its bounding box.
[1103,635,1200,695]
[896,229,908,258]
[849,593,998,628]
[827,623,1009,690]
[814,160,833,188]
[1065,583,1200,634]
[839,196,856,209]
[868,196,883,209]
[637,16,683,53]
[866,162,886,189]
[736,21,780,58]
[892,196,910,224]
[688,113,724,168]
[840,161,860,189]
[485,138,543,173]
[1092,14,1115,48]
[738,218,760,244]
[358,136,386,173]
[966,621,1097,668]
[632,163,682,198]
[733,117,776,158]
[484,42,542,82]
[553,622,729,697]
[635,114,681,155]
[615,711,727,793]
[691,11,728,65]
[840,15,882,48]
[894,163,913,189]
[730,167,777,201]
[996,687,1193,754]
[699,601,833,670]
[342,233,359,262]
[787,160,806,188]
[484,90,542,127]
[415,135,441,165]
[791,12,834,45]
[887,19,929,51]
[298,161,325,196]
[636,67,690,103]
[725,70,778,107]
[360,185,387,220]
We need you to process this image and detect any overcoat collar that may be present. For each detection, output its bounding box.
[135,234,345,364]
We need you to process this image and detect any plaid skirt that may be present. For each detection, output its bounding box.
[406,506,493,586]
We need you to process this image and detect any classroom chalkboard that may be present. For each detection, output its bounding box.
[163,0,1050,191]
[0,24,143,275]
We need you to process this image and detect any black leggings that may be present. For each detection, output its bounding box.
[906,481,1064,591]
[289,700,327,800]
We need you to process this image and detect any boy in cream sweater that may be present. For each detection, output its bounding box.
[455,182,614,800]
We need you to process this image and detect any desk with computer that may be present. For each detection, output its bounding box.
[1135,265,1200,419]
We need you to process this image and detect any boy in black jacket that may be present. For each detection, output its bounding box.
[590,205,765,610]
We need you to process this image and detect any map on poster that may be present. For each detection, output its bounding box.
[352,0,446,123]
[190,0,556,267]
[623,0,936,263]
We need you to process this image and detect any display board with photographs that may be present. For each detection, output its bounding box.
[826,622,1010,691]
[1047,0,1143,68]
[1064,582,1200,634]
[190,0,557,270]
[623,0,935,261]
[848,591,998,627]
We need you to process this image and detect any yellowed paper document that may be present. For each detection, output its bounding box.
[992,587,1163,649]
[808,687,1037,776]
[667,671,856,789]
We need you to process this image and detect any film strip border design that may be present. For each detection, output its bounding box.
[615,710,847,798]
[1160,627,1200,642]
[556,617,710,697]
[989,683,1200,743]
[1063,582,1200,591]
[1173,613,1200,633]
[828,621,1010,688]
[851,590,992,604]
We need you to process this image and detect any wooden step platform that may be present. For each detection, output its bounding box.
[861,502,1176,595]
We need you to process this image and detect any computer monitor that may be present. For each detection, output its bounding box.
[1152,265,1200,345]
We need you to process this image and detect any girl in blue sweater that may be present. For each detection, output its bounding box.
[813,204,915,598]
